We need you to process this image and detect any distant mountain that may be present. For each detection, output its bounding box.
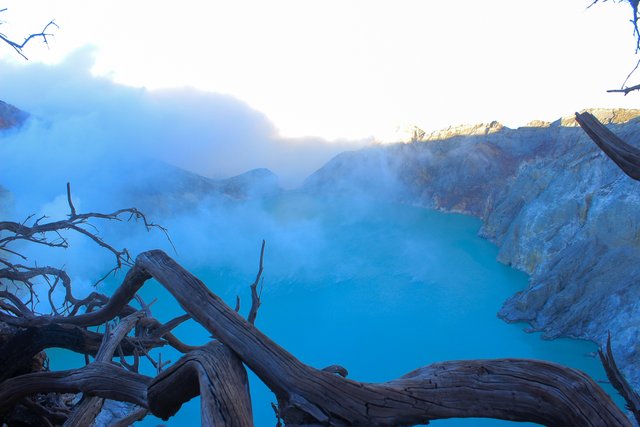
[304,108,640,391]
[0,100,26,210]
[119,161,281,216]
[0,100,281,216]
[0,100,28,130]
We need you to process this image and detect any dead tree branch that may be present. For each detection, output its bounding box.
[247,240,265,325]
[0,322,164,382]
[0,183,170,329]
[0,185,175,425]
[575,111,640,180]
[64,312,145,426]
[0,8,58,60]
[608,82,640,95]
[600,333,640,425]
[591,1,640,91]
[0,362,151,411]
[148,341,253,425]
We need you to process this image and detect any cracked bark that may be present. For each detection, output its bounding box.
[575,111,640,181]
[148,341,253,426]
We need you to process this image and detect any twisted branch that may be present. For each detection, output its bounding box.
[0,8,58,60]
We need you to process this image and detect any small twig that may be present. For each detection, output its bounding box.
[271,402,283,427]
[607,82,640,95]
[321,364,349,378]
[66,182,76,217]
[0,18,58,60]
[134,295,153,317]
[247,240,265,325]
[143,314,191,339]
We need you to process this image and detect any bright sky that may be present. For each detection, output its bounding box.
[1,0,639,141]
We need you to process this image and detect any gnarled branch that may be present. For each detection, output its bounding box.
[63,312,145,426]
[0,8,58,60]
[575,111,640,180]
[148,341,253,425]
[599,333,640,425]
[0,362,151,411]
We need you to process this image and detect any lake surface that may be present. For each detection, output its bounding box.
[50,193,617,426]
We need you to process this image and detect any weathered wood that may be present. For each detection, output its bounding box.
[63,312,145,427]
[575,111,640,180]
[0,362,151,410]
[136,250,631,426]
[247,240,265,325]
[148,341,253,426]
[110,407,148,427]
[0,322,163,382]
[0,264,151,328]
[600,334,640,425]
[62,398,104,427]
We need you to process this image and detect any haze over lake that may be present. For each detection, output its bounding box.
[46,193,614,426]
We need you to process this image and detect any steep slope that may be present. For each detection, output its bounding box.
[304,108,640,388]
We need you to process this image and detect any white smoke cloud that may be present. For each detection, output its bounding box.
[0,47,370,304]
[0,47,366,199]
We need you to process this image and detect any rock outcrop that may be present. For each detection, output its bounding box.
[304,108,640,390]
[0,100,28,130]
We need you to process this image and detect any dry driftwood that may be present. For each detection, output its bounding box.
[600,334,640,426]
[0,362,151,410]
[0,322,164,382]
[575,111,640,180]
[63,312,145,426]
[148,340,253,426]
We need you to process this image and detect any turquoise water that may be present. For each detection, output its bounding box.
[49,194,617,426]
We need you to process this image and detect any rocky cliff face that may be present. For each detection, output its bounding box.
[304,108,640,389]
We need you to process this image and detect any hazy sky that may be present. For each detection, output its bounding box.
[1,0,639,140]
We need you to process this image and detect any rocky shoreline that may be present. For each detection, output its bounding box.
[303,108,640,390]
